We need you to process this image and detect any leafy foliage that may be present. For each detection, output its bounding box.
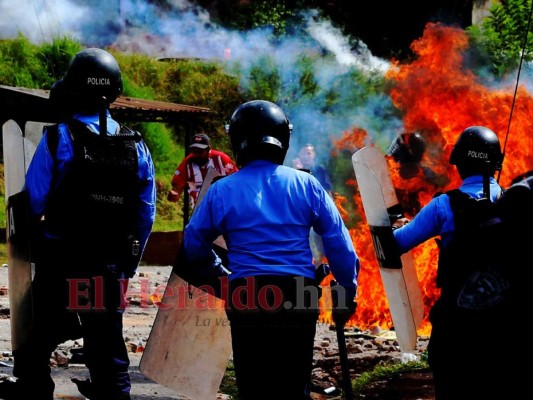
[37,36,82,85]
[162,59,242,151]
[467,0,533,77]
[0,34,46,88]
[219,360,240,399]
[352,359,430,396]
[0,35,81,89]
[115,53,168,93]
[133,121,184,231]
[1,2,530,232]
[241,55,282,101]
[213,0,298,36]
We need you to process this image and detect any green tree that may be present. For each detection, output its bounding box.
[0,34,44,88]
[37,36,82,85]
[212,0,298,36]
[467,0,533,77]
[162,59,242,151]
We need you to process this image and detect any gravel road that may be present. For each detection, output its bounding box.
[0,264,431,400]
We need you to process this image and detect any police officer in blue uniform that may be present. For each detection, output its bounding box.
[0,48,156,400]
[183,100,360,400]
[393,126,504,252]
[392,126,509,399]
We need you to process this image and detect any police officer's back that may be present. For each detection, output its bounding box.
[184,100,360,400]
[0,48,156,400]
[392,126,530,400]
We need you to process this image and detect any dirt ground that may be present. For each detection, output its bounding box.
[0,264,435,399]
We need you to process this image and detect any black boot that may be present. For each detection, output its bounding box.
[72,378,131,400]
[72,378,96,399]
[0,379,18,400]
[0,378,53,400]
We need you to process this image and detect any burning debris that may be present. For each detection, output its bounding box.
[333,22,533,336]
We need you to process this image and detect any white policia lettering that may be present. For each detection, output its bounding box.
[467,150,488,159]
[87,77,111,86]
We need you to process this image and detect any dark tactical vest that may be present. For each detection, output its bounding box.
[435,185,529,320]
[44,119,141,262]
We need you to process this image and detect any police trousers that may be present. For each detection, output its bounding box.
[225,275,319,400]
[13,253,131,400]
[428,298,524,400]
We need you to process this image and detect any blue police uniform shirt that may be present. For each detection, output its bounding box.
[25,112,156,251]
[393,175,503,254]
[184,159,359,291]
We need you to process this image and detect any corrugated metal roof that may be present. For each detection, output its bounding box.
[113,95,210,122]
[0,85,210,124]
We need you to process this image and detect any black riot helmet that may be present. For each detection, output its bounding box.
[226,100,292,167]
[387,132,426,164]
[58,48,123,112]
[449,126,503,179]
[48,78,70,119]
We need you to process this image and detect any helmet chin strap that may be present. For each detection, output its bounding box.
[99,96,108,136]
[483,160,490,200]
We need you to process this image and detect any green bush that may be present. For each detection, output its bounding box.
[37,36,82,85]
[353,359,430,396]
[467,0,533,77]
[1,6,528,234]
[162,59,242,151]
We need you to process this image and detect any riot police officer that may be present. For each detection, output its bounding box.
[392,126,509,399]
[183,100,360,400]
[0,48,156,400]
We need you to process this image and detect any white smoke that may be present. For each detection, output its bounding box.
[0,0,87,43]
[0,0,401,163]
[307,17,389,75]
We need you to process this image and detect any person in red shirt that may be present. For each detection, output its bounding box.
[167,133,238,208]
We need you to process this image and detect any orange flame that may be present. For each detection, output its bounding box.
[388,22,533,186]
[322,22,533,336]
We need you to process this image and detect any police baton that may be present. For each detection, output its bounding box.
[330,280,354,400]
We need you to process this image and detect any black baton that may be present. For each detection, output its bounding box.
[330,280,354,400]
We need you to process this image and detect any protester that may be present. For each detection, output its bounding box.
[292,143,333,195]
[386,131,447,217]
[183,100,360,400]
[291,143,334,266]
[0,48,156,400]
[391,126,526,399]
[167,133,238,210]
[387,132,427,178]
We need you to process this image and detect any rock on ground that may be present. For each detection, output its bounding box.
[0,265,434,399]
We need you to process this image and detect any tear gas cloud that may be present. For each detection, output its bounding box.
[0,0,401,165]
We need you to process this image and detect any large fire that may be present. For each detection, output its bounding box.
[320,22,533,336]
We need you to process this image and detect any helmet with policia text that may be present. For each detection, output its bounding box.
[449,126,503,179]
[56,48,123,111]
[226,100,292,166]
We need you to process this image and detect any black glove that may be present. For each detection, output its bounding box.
[315,263,331,285]
[330,279,357,327]
[387,204,405,225]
